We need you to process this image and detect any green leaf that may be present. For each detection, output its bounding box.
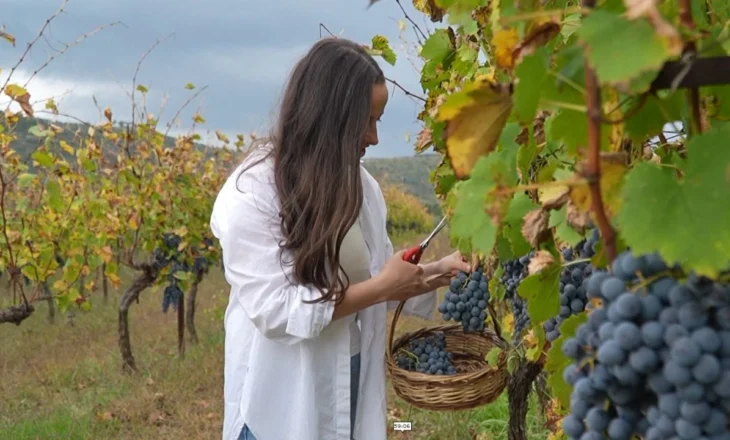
[516,132,538,184]
[185,83,196,90]
[548,109,586,155]
[576,10,674,85]
[485,346,503,366]
[517,261,561,324]
[173,271,190,281]
[549,205,584,247]
[545,313,588,408]
[28,125,50,138]
[512,47,549,124]
[420,29,454,64]
[616,126,730,277]
[370,35,397,65]
[46,180,64,212]
[490,266,507,302]
[450,149,518,255]
[527,324,545,361]
[136,84,149,93]
[31,150,54,168]
[17,173,36,188]
[502,191,538,256]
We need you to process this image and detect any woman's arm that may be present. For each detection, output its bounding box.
[212,167,424,345]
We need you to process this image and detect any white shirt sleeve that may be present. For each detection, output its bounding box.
[211,166,335,345]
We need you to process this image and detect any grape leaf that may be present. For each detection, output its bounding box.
[512,48,549,124]
[420,29,454,63]
[517,260,560,325]
[437,77,514,178]
[370,35,397,65]
[548,109,586,155]
[545,313,588,408]
[616,126,730,277]
[576,10,676,85]
[502,192,538,256]
[549,205,584,247]
[450,149,518,255]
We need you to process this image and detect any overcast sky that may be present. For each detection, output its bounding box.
[0,0,438,157]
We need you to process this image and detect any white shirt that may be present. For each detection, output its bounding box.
[210,147,437,440]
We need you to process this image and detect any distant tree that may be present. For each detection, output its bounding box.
[381,183,434,237]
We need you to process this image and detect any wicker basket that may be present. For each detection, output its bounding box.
[386,300,509,411]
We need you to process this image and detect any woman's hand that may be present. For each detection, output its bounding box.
[375,250,433,302]
[434,251,472,277]
[419,251,472,290]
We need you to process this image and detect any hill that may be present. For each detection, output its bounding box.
[362,154,442,215]
[5,115,441,211]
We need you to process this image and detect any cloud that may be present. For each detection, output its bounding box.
[1,0,436,157]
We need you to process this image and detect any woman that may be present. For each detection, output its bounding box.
[210,37,470,440]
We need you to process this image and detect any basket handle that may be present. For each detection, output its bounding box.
[386,300,407,362]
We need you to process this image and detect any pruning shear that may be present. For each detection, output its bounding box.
[401,216,448,265]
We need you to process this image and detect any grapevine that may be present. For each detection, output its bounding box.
[365,0,730,438]
[0,10,238,373]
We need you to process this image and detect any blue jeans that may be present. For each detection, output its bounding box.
[238,353,361,440]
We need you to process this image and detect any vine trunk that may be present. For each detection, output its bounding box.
[118,266,157,373]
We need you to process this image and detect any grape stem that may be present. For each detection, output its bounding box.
[580,0,618,263]
[562,258,591,268]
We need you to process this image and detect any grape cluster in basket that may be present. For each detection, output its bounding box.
[438,268,490,332]
[395,333,458,375]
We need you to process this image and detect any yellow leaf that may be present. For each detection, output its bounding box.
[569,154,628,218]
[4,83,27,98]
[128,215,138,230]
[60,140,74,154]
[193,113,206,124]
[100,246,113,264]
[0,29,16,46]
[436,77,513,179]
[107,273,121,289]
[215,130,229,143]
[491,28,519,69]
[45,98,59,114]
[4,84,33,117]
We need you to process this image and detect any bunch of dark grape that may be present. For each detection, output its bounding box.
[499,252,534,343]
[561,249,730,440]
[438,267,490,332]
[544,229,601,342]
[162,283,183,313]
[395,333,458,375]
[153,232,190,313]
[192,237,215,273]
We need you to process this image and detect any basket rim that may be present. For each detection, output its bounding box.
[386,323,510,383]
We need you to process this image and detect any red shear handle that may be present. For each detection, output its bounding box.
[402,245,423,264]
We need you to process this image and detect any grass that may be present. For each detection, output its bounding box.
[0,234,551,440]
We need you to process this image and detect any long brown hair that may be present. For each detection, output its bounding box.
[238,38,385,304]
